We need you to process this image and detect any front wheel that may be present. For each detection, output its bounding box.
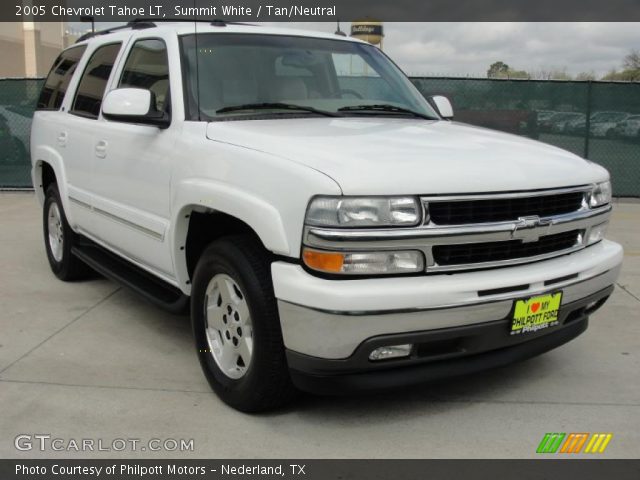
[191,235,297,412]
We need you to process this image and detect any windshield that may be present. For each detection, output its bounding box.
[179,33,439,120]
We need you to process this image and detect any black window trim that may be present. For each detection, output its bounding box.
[117,36,169,89]
[69,41,123,120]
[36,44,87,112]
[110,36,172,126]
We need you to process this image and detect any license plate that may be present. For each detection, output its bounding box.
[510,292,563,336]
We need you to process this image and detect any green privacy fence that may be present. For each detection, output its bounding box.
[1,77,639,195]
[411,78,640,197]
[0,79,42,188]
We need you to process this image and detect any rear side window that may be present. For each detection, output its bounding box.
[37,45,87,110]
[71,43,121,119]
[119,39,170,112]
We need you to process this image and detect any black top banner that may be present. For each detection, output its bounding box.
[4,0,640,22]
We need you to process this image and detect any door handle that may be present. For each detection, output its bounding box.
[95,140,108,159]
[57,132,67,147]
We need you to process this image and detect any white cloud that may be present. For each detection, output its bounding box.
[266,22,639,77]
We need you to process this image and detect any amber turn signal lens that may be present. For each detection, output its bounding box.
[302,249,345,273]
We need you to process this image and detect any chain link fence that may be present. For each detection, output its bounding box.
[412,78,640,196]
[0,78,43,188]
[1,77,639,195]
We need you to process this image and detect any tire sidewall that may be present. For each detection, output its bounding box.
[191,242,278,406]
[43,185,74,278]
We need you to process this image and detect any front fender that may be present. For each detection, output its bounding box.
[170,178,293,293]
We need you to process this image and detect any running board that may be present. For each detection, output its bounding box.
[72,238,189,314]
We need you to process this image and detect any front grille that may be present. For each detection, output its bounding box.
[433,230,581,266]
[428,191,585,225]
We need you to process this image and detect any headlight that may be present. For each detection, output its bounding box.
[306,196,421,228]
[590,181,612,208]
[302,248,425,275]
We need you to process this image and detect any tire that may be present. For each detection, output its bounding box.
[191,235,297,412]
[43,184,92,281]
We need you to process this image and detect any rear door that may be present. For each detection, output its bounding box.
[33,45,86,223]
[63,42,124,232]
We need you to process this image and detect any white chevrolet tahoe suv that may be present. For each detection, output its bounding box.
[31,21,622,412]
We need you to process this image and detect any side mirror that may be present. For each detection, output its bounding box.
[102,88,170,129]
[430,95,454,119]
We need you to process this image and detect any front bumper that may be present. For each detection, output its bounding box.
[286,287,611,394]
[272,240,622,392]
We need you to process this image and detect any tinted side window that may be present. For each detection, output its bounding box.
[119,39,170,112]
[37,45,87,110]
[71,43,121,119]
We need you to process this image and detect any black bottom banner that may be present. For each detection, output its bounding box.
[1,459,639,480]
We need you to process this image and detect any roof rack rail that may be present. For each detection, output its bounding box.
[75,19,156,43]
[127,18,256,26]
[75,18,256,43]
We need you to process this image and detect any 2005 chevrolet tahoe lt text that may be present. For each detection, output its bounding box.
[31,21,623,412]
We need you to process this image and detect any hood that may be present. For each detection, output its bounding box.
[206,118,607,195]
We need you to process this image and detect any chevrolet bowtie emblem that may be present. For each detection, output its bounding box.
[511,216,552,243]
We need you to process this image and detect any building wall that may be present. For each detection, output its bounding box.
[0,22,67,77]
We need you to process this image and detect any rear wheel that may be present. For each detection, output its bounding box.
[191,235,297,412]
[43,184,92,280]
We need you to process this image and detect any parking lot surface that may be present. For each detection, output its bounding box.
[1,193,638,458]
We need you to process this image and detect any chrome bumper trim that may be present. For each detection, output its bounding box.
[277,265,620,359]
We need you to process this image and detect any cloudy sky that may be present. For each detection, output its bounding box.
[266,22,639,77]
[84,22,638,77]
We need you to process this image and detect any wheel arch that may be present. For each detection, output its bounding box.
[171,179,292,294]
[32,146,67,206]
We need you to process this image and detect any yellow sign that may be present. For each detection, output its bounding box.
[511,292,562,335]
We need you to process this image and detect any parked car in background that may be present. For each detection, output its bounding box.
[613,114,640,139]
[456,109,537,137]
[566,111,630,137]
[539,112,584,134]
[590,112,630,138]
[0,106,31,163]
[535,110,557,123]
[0,113,28,165]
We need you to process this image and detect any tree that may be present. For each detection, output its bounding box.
[601,50,640,82]
[623,49,640,70]
[529,68,572,80]
[487,61,510,78]
[487,61,529,79]
[575,71,596,81]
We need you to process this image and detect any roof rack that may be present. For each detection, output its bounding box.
[75,20,156,43]
[75,18,256,42]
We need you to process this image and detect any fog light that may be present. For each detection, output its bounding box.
[369,344,412,361]
[587,222,608,245]
[586,300,599,311]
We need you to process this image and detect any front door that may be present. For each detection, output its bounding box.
[88,37,177,280]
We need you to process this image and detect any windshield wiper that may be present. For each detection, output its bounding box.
[338,104,437,120]
[216,102,338,117]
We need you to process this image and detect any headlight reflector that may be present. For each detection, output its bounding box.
[590,181,612,208]
[306,196,421,228]
[302,248,425,275]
